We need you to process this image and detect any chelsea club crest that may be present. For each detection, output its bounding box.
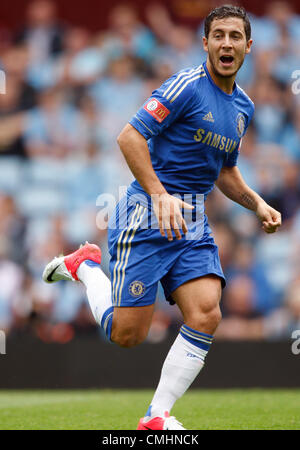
[129,281,146,297]
[236,113,246,138]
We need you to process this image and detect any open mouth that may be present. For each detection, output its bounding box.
[220,55,234,67]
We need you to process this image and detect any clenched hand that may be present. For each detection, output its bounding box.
[256,202,282,233]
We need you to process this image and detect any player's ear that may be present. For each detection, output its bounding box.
[202,36,208,52]
[245,39,253,54]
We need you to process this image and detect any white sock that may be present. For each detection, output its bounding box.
[77,260,113,339]
[148,326,213,417]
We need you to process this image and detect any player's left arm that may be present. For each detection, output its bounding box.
[215,165,282,233]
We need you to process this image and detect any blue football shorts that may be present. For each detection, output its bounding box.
[108,189,226,307]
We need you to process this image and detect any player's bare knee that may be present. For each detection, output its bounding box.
[111,329,147,348]
[117,336,144,348]
[208,306,222,327]
[202,303,221,324]
[187,304,222,332]
[110,331,133,348]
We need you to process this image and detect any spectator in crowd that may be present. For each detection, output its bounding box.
[15,0,66,91]
[0,193,26,263]
[0,228,24,334]
[15,0,65,62]
[0,76,27,158]
[1,45,36,110]
[252,76,287,144]
[23,86,83,159]
[100,3,157,67]
[225,242,276,315]
[89,54,145,140]
[280,106,300,162]
[215,274,263,340]
[263,277,300,339]
[153,25,204,73]
[76,94,109,152]
[55,27,106,89]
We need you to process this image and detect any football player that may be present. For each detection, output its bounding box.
[43,5,281,430]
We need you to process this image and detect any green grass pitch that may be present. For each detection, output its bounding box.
[0,389,299,430]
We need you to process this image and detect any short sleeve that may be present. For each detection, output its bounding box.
[223,101,255,167]
[223,139,242,167]
[129,69,196,140]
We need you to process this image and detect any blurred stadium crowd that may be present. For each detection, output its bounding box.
[0,0,300,343]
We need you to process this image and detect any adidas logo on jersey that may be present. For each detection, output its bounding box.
[203,111,214,122]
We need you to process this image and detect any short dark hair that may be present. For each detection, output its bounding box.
[204,5,251,41]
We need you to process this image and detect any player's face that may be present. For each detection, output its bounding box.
[203,17,252,79]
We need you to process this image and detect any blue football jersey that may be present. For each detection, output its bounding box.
[129,61,254,197]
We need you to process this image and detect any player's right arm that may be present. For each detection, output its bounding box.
[117,123,166,198]
[117,123,193,241]
[118,68,200,240]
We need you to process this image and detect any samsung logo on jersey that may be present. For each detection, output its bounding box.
[194,128,238,153]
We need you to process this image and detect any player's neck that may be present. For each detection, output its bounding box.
[206,59,236,95]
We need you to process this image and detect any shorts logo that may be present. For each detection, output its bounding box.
[236,113,246,138]
[144,98,170,123]
[129,280,146,298]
